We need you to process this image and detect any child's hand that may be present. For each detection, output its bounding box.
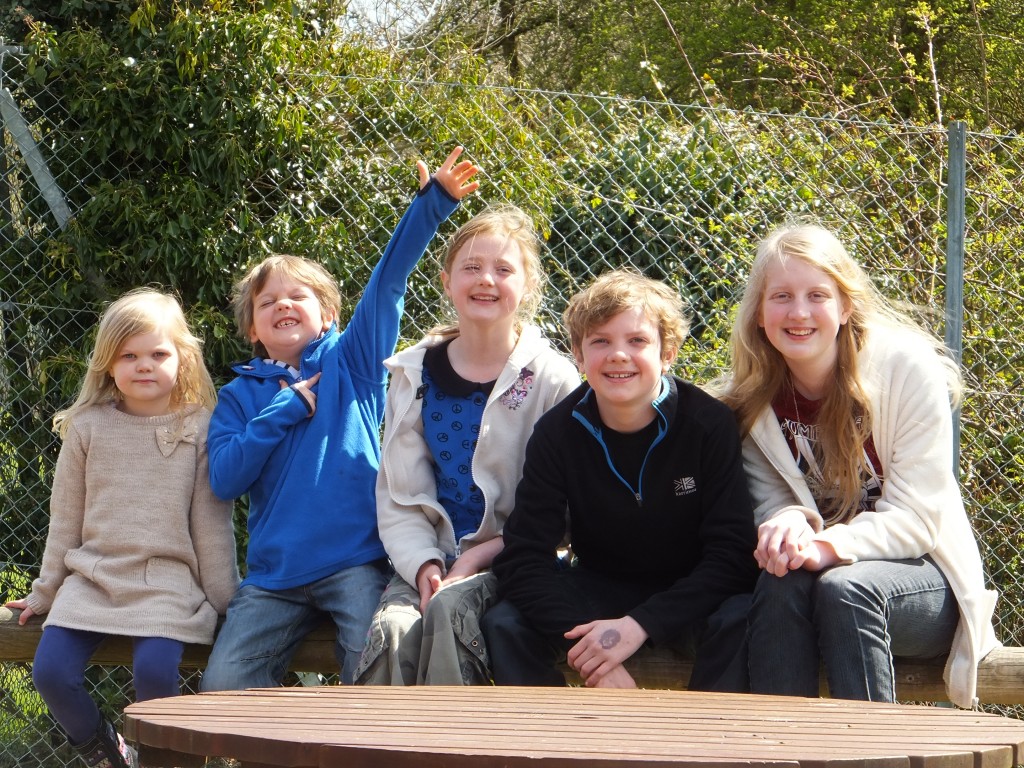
[3,598,35,625]
[282,372,321,417]
[415,561,444,614]
[789,539,840,572]
[440,536,503,588]
[418,146,480,201]
[591,663,638,689]
[565,615,648,687]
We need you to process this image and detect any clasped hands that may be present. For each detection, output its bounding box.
[755,508,839,576]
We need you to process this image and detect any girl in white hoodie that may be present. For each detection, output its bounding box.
[720,223,998,707]
[355,203,579,685]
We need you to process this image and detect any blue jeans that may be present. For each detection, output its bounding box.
[200,560,390,690]
[747,557,958,702]
[34,626,183,744]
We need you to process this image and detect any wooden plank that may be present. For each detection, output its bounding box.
[7,606,1024,705]
[0,606,337,672]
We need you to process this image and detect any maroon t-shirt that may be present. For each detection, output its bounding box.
[772,388,883,521]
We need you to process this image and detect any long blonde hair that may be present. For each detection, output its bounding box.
[721,223,960,523]
[431,204,546,337]
[53,288,217,437]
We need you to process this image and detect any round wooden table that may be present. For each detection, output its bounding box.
[124,686,1024,768]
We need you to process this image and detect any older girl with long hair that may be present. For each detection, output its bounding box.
[721,223,998,707]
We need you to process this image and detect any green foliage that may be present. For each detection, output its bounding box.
[421,0,1024,131]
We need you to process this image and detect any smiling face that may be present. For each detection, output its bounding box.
[759,255,852,396]
[249,271,333,367]
[442,233,528,333]
[574,306,673,432]
[109,329,180,416]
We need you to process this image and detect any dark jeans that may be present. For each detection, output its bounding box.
[747,556,958,701]
[482,568,751,691]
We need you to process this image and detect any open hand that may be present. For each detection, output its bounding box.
[418,146,480,200]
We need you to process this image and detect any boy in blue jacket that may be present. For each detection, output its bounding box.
[202,147,480,689]
[484,269,757,689]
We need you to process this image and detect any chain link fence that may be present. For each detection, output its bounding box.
[2,52,1023,767]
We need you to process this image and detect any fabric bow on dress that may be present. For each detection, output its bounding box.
[156,419,198,457]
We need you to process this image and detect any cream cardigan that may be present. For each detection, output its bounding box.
[26,403,239,644]
[743,327,999,708]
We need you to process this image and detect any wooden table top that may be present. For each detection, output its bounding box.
[124,686,1024,768]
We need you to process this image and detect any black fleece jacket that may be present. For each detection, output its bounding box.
[493,375,758,645]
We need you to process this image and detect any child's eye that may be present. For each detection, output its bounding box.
[121,353,136,360]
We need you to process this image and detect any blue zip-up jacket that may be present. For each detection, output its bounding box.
[493,375,758,645]
[208,180,460,590]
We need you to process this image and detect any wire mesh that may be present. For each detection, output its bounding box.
[2,54,1023,766]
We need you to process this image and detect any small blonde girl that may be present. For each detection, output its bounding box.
[355,203,580,685]
[5,288,238,768]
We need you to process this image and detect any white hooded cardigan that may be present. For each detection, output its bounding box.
[743,327,999,708]
[375,325,580,588]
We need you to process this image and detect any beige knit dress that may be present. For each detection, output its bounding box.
[26,403,239,644]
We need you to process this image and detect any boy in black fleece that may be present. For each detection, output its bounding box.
[483,269,757,688]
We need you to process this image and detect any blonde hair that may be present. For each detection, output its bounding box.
[563,268,690,361]
[53,288,217,437]
[431,205,545,337]
[232,254,341,357]
[721,222,960,523]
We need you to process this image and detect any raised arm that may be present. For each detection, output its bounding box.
[341,147,479,383]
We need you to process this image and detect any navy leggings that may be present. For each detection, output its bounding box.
[33,626,183,744]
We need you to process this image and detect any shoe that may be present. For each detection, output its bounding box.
[73,716,138,768]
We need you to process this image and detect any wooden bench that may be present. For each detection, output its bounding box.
[4,606,1024,705]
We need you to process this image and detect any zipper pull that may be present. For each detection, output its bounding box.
[635,492,642,507]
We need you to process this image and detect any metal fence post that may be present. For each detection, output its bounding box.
[944,121,966,471]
